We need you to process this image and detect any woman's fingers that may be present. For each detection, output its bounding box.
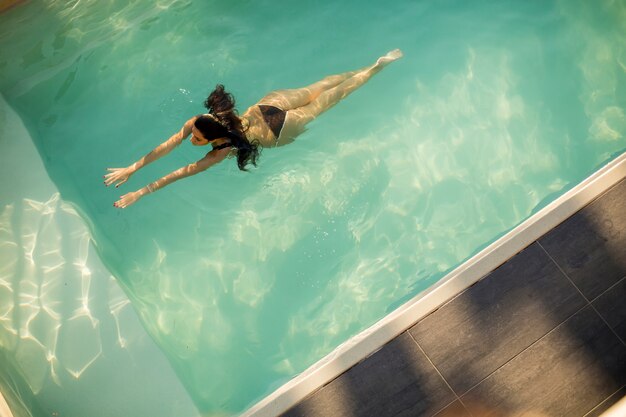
[104,168,130,187]
[105,176,120,187]
[113,192,139,208]
[114,178,127,188]
[104,169,119,186]
[114,196,128,208]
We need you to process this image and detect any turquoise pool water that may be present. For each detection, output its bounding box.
[1,0,625,415]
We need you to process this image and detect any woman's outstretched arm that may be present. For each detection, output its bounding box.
[105,117,197,188]
[113,146,231,208]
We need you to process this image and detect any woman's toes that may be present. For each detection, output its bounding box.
[377,49,403,66]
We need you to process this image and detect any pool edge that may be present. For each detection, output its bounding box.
[242,151,626,417]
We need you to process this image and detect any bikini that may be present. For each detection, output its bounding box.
[212,142,233,151]
[258,104,286,141]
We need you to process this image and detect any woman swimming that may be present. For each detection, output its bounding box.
[105,49,403,208]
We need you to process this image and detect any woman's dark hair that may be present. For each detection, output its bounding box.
[195,84,260,171]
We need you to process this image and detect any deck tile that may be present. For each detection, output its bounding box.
[432,400,471,417]
[582,385,626,417]
[461,306,626,417]
[279,333,455,417]
[539,179,626,300]
[408,242,586,394]
[592,277,626,343]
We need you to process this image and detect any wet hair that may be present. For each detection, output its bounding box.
[195,84,260,171]
[194,116,229,140]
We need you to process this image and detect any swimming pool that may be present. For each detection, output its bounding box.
[1,0,625,415]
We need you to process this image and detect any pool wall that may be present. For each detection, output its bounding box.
[243,150,626,416]
[0,95,199,417]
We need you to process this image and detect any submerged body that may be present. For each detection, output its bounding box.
[106,49,403,207]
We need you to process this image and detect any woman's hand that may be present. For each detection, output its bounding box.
[113,189,146,208]
[104,165,136,188]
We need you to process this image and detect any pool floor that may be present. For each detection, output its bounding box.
[277,178,626,417]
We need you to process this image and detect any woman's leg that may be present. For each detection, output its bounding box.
[258,66,372,110]
[281,49,403,134]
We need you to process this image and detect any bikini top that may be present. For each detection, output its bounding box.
[212,142,233,151]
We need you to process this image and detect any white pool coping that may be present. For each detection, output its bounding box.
[243,151,626,417]
[599,394,626,417]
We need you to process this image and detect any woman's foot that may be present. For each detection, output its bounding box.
[377,49,404,67]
